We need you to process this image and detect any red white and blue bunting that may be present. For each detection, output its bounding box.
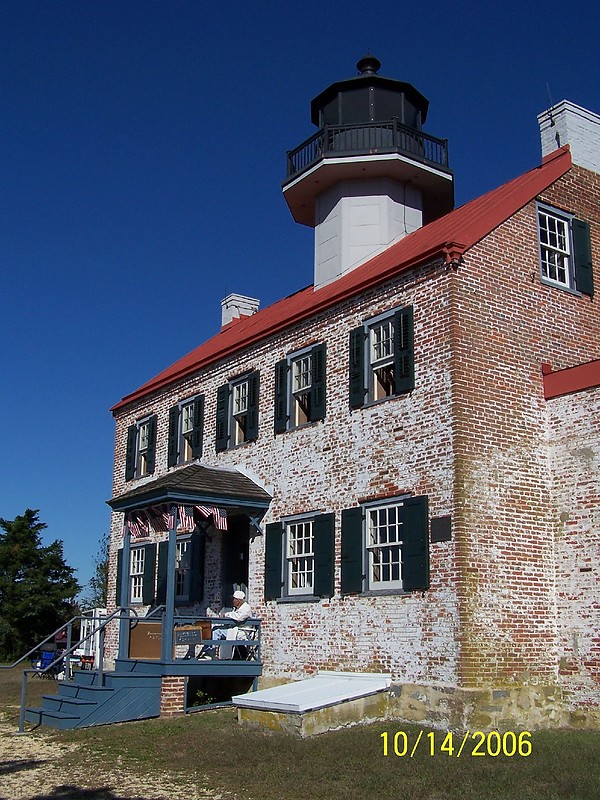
[123,504,228,539]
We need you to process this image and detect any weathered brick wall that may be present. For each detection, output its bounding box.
[107,257,460,685]
[546,386,600,720]
[447,166,599,689]
[106,164,599,717]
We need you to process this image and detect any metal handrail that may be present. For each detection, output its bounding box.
[285,117,449,180]
[12,606,134,733]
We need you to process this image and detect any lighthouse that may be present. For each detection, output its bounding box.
[282,56,454,289]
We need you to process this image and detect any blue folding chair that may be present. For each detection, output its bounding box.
[31,649,62,679]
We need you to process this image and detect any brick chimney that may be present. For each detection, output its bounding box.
[221,293,260,327]
[538,100,600,174]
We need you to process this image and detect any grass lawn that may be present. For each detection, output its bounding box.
[2,666,599,800]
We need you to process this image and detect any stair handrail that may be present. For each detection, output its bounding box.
[0,614,83,672]
[12,605,136,733]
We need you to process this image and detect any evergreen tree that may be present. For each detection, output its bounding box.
[0,509,80,661]
[81,531,109,609]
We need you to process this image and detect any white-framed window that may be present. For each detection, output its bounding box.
[285,518,314,595]
[369,318,396,401]
[180,402,195,462]
[125,415,157,481]
[168,396,204,467]
[232,378,250,445]
[137,420,151,477]
[175,537,191,600]
[264,512,335,601]
[215,372,259,451]
[130,547,145,603]
[537,204,594,296]
[340,494,429,595]
[291,353,312,427]
[538,205,572,289]
[366,503,403,590]
[274,344,326,433]
[349,307,414,409]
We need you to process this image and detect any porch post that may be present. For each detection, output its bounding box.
[161,506,178,662]
[118,527,131,660]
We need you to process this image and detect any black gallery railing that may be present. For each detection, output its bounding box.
[286,119,449,180]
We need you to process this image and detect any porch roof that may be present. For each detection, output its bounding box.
[107,463,272,514]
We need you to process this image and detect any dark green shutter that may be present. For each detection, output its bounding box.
[264,522,283,600]
[155,540,168,605]
[394,306,415,394]
[310,344,326,422]
[572,218,594,296]
[246,372,260,441]
[188,531,205,603]
[341,507,364,594]
[142,544,157,605]
[191,395,204,458]
[401,495,430,591]
[215,384,230,452]
[125,425,137,481]
[274,360,289,434]
[115,548,124,604]
[313,512,335,597]
[349,327,366,409]
[146,415,157,474]
[167,406,180,467]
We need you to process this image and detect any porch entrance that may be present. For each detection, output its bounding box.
[221,514,250,606]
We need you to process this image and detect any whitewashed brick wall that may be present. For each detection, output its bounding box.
[107,165,600,717]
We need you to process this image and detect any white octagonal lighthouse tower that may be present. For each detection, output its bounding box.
[282,56,454,289]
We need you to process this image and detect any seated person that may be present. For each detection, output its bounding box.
[199,590,251,659]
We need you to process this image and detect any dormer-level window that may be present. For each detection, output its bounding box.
[537,204,594,296]
[125,415,157,481]
[274,344,326,433]
[215,371,260,451]
[349,306,414,409]
[168,396,204,467]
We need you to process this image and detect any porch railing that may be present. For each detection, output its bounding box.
[130,614,261,663]
[0,606,131,733]
[286,118,449,181]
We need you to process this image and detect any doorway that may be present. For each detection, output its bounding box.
[220,514,249,606]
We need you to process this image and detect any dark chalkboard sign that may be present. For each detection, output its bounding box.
[175,625,204,645]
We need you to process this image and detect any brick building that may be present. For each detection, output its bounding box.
[106,58,599,729]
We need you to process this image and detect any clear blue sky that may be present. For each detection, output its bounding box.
[1,0,598,598]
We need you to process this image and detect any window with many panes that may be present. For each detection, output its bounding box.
[264,513,334,600]
[216,372,259,451]
[366,503,403,590]
[537,204,594,296]
[125,415,157,481]
[274,344,326,433]
[232,378,250,445]
[291,353,312,426]
[369,318,396,401]
[286,519,314,595]
[349,307,414,408]
[168,396,204,467]
[130,548,145,603]
[340,495,429,594]
[538,207,572,288]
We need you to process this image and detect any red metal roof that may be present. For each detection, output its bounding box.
[112,146,572,413]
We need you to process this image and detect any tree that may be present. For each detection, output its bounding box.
[0,509,80,661]
[81,531,109,609]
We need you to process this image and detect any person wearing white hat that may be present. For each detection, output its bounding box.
[199,590,252,659]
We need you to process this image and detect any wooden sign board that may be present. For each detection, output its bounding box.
[129,621,162,660]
